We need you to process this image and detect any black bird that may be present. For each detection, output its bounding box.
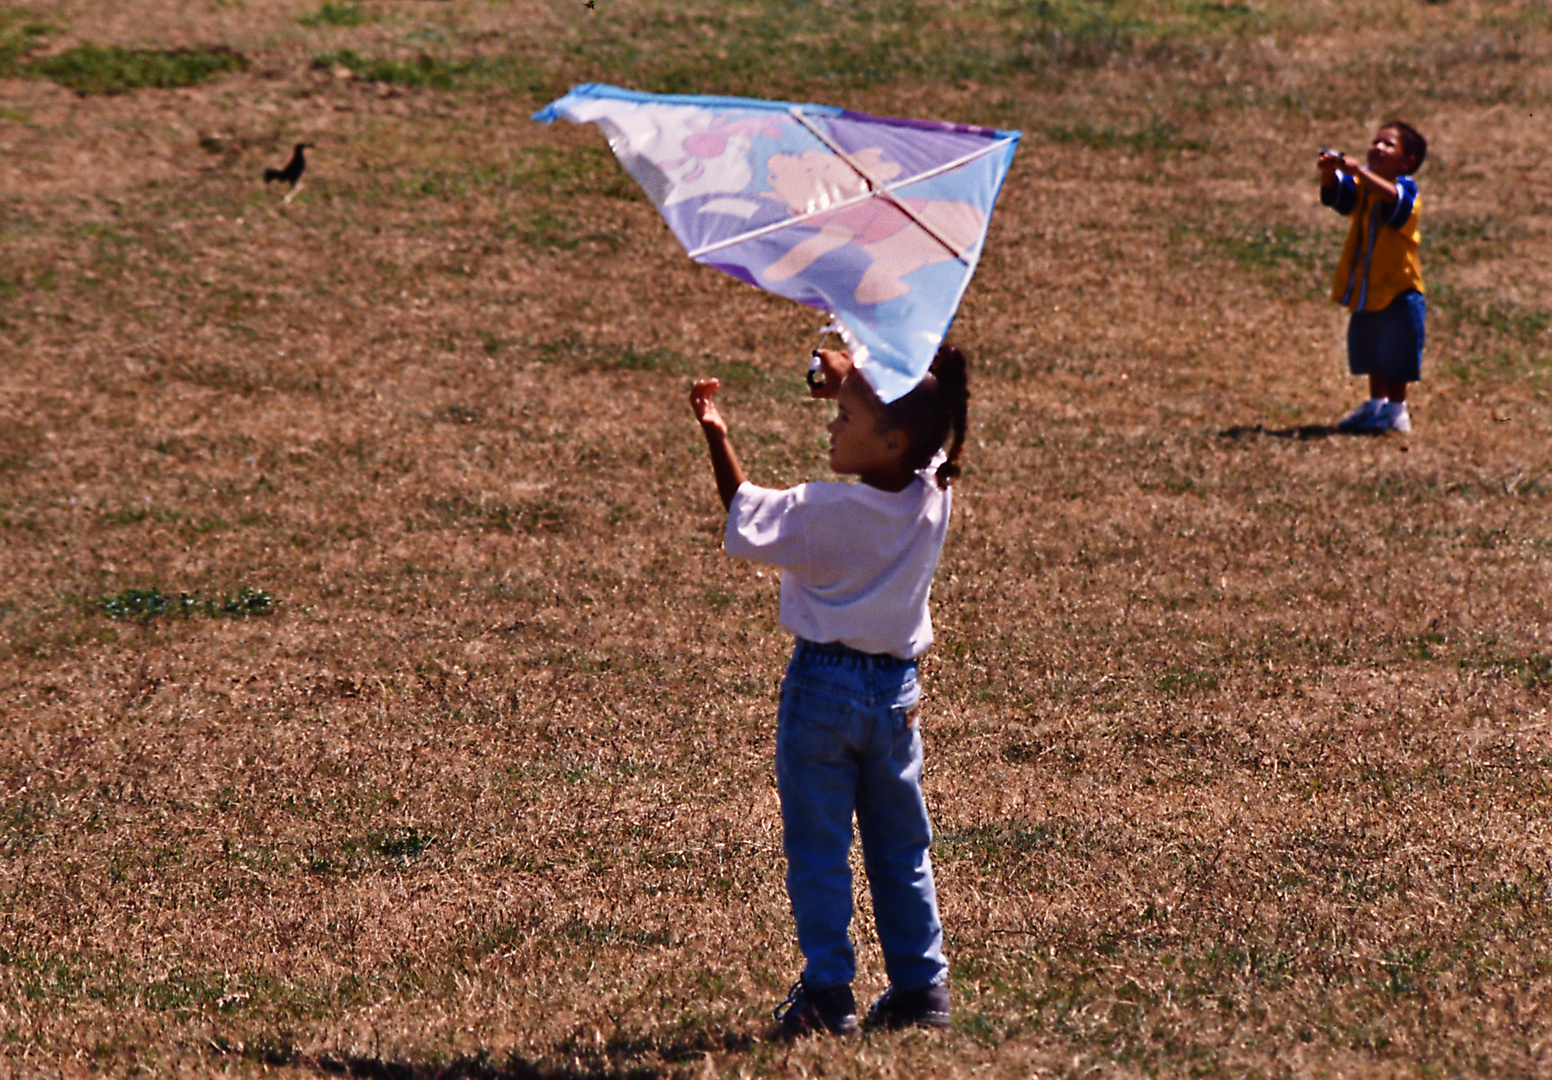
[264,143,312,187]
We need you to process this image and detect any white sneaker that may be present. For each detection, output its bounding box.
[1338,397,1386,431]
[1371,401,1410,433]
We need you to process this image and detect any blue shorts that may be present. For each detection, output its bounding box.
[1348,290,1426,383]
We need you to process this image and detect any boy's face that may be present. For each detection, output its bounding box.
[826,373,904,477]
[1367,126,1414,180]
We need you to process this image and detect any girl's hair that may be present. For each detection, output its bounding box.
[1383,120,1427,170]
[877,344,970,489]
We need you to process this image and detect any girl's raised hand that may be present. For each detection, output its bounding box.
[691,378,727,434]
[808,348,853,400]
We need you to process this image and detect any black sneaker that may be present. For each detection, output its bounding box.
[864,983,952,1030]
[773,978,859,1039]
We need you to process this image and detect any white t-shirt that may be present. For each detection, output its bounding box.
[725,468,951,659]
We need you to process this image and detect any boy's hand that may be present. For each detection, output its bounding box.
[691,378,727,435]
[807,348,852,399]
[1320,149,1361,173]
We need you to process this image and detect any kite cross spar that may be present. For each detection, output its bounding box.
[533,84,1019,403]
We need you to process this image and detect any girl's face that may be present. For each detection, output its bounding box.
[827,374,906,480]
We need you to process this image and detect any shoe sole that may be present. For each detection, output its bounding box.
[776,1018,858,1040]
[865,1010,951,1031]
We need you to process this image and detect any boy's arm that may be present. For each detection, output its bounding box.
[1331,152,1410,210]
[1317,149,1358,214]
[690,378,747,511]
[1347,160,1400,204]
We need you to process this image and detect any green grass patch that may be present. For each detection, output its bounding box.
[100,505,180,527]
[320,0,1261,101]
[0,9,55,78]
[96,586,275,622]
[300,2,367,28]
[1432,284,1552,345]
[1462,652,1552,691]
[505,210,617,252]
[306,828,435,876]
[374,828,432,859]
[1154,667,1220,695]
[33,45,247,95]
[1215,223,1327,270]
[561,0,1256,96]
[407,146,641,202]
[1423,215,1498,265]
[314,48,539,92]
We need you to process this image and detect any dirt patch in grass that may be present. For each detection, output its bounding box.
[1,1,1550,1077]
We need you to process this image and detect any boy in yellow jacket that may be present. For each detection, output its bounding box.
[1318,122,1428,433]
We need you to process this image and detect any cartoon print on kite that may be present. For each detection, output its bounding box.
[656,110,789,207]
[568,99,790,213]
[760,148,985,306]
[665,114,788,184]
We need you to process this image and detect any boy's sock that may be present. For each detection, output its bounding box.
[1376,400,1411,433]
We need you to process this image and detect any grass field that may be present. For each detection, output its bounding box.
[2,1,1551,1076]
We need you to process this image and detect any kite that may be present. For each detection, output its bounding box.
[533,83,1020,403]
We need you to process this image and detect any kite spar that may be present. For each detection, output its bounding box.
[534,83,1019,403]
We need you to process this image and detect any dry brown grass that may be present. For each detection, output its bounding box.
[1,1,1551,1076]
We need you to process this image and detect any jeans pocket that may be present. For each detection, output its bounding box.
[778,681,851,765]
[890,677,922,729]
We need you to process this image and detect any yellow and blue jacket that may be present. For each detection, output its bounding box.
[1323,172,1423,312]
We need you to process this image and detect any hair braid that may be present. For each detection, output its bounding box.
[931,345,969,489]
[876,343,972,489]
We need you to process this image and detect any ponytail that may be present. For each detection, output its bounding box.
[878,343,972,490]
[931,345,969,489]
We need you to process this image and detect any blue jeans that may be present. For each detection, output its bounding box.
[775,639,948,992]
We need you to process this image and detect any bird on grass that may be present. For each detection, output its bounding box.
[264,143,312,187]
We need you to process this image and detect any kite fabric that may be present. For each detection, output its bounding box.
[533,83,1020,403]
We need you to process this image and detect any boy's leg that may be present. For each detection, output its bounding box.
[854,674,947,992]
[776,660,865,991]
[1374,292,1425,416]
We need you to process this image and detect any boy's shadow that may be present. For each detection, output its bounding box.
[304,1051,661,1079]
[292,1030,756,1079]
[1218,423,1353,441]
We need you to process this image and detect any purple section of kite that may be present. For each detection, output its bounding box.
[534,83,1019,402]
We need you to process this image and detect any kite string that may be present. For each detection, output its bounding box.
[787,108,972,265]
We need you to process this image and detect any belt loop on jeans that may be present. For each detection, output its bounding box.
[794,637,914,669]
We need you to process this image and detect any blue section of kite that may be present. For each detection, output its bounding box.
[534,83,1019,403]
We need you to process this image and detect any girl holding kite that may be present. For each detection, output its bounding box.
[690,345,969,1039]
